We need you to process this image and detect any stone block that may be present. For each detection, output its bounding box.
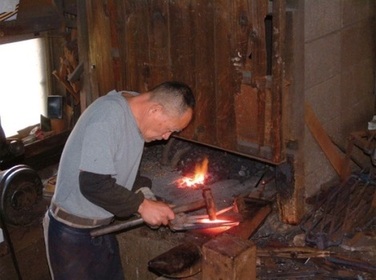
[343,0,375,26]
[305,75,341,125]
[304,0,341,41]
[305,33,341,88]
[341,19,374,69]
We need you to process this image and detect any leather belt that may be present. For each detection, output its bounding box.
[49,202,113,228]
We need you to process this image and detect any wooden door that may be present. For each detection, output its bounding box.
[79,0,286,164]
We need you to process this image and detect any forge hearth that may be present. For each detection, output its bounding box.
[141,139,277,210]
[116,139,375,280]
[116,139,276,280]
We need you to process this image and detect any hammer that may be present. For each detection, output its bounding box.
[202,187,217,220]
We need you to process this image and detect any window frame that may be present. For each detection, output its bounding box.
[0,33,53,138]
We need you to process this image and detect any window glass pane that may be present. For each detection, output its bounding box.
[0,38,47,137]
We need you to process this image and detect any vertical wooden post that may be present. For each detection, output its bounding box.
[202,234,256,280]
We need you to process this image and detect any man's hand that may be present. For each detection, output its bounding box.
[137,199,175,227]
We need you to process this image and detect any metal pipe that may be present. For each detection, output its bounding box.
[90,199,207,237]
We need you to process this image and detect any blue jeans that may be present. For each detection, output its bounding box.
[43,211,125,280]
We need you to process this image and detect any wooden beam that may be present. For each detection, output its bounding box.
[0,0,63,36]
[304,102,350,180]
[271,0,286,163]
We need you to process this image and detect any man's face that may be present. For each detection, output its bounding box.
[141,106,193,142]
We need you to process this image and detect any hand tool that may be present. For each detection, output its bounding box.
[202,187,216,220]
[168,205,242,231]
[90,198,242,236]
[90,199,207,237]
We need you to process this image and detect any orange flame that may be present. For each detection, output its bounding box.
[177,157,209,188]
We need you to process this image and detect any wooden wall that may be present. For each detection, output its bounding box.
[78,0,286,164]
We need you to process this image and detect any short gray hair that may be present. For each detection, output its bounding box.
[149,81,195,116]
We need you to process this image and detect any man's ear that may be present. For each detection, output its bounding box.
[148,103,163,115]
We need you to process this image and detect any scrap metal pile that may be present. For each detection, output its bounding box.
[301,170,375,250]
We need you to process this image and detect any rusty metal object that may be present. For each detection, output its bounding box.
[300,171,376,249]
[0,164,43,226]
[325,255,376,274]
[169,206,242,232]
[202,187,216,220]
[342,130,376,180]
[225,197,272,240]
[169,204,242,231]
[258,270,324,279]
[0,164,44,280]
[257,246,331,259]
[91,192,239,237]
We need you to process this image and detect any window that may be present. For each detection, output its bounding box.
[0,38,48,137]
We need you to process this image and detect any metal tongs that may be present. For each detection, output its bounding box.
[90,199,241,237]
[169,205,242,231]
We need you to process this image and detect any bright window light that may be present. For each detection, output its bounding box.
[0,38,48,137]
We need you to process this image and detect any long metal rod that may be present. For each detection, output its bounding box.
[90,199,207,237]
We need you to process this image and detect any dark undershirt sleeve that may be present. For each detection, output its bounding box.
[79,171,144,218]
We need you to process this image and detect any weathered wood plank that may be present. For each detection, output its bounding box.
[251,0,268,151]
[107,0,123,90]
[91,0,284,164]
[122,0,150,91]
[304,102,347,179]
[85,0,115,96]
[270,0,285,163]
[213,0,237,149]
[248,0,268,79]
[0,0,62,37]
[180,0,217,142]
[147,0,170,87]
[77,0,97,109]
[233,0,262,146]
[277,7,305,225]
[235,84,259,142]
[168,0,196,138]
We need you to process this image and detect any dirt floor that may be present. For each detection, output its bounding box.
[0,138,375,280]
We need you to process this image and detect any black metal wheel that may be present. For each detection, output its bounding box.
[0,164,44,226]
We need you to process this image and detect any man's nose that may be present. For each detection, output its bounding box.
[162,132,172,140]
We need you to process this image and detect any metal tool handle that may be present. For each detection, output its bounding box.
[90,199,206,237]
[90,217,144,237]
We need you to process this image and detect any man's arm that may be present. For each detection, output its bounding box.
[79,171,144,218]
[79,171,175,226]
